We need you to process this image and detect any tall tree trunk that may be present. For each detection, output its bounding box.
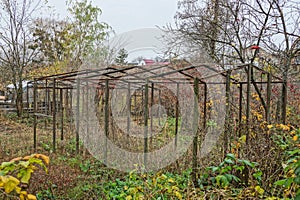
[16,83,23,117]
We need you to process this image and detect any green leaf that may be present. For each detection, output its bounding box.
[295,166,300,176]
[226,153,236,160]
[242,160,255,168]
[288,149,300,156]
[212,167,219,173]
[274,179,286,186]
[224,158,234,165]
[20,168,34,184]
[285,177,294,188]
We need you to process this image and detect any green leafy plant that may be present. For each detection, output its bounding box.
[102,168,192,199]
[273,127,300,198]
[199,153,262,189]
[0,154,49,200]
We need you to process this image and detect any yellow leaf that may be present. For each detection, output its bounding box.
[255,185,264,195]
[3,175,20,194]
[175,191,182,199]
[293,135,298,141]
[168,178,175,183]
[27,194,37,200]
[35,154,50,165]
[125,195,132,200]
[267,125,273,129]
[172,186,179,191]
[15,186,21,194]
[239,135,247,144]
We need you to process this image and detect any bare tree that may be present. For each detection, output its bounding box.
[163,0,300,122]
[0,0,43,116]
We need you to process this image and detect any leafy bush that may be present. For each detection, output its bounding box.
[272,126,300,198]
[0,154,49,200]
[102,168,191,199]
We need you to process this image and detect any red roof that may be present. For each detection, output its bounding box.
[143,59,155,64]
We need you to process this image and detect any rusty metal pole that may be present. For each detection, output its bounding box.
[52,78,57,152]
[86,82,90,149]
[144,79,149,169]
[158,89,161,126]
[76,79,80,153]
[127,82,131,136]
[239,83,243,137]
[192,78,199,186]
[203,83,207,134]
[26,82,29,118]
[175,83,179,148]
[60,88,64,141]
[266,73,271,123]
[150,82,154,143]
[246,65,251,145]
[33,79,37,150]
[104,79,109,164]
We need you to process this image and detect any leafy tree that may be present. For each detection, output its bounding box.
[114,48,128,65]
[31,18,72,66]
[67,0,112,70]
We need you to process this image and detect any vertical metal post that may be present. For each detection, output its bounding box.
[266,73,271,123]
[239,83,243,136]
[192,78,199,185]
[33,79,37,150]
[158,89,161,126]
[104,79,109,163]
[70,88,73,130]
[60,88,64,140]
[127,82,131,135]
[134,92,137,121]
[246,65,251,145]
[175,83,179,148]
[86,82,90,145]
[224,71,231,154]
[52,78,56,152]
[203,83,207,132]
[150,82,154,142]
[76,79,80,153]
[144,79,149,169]
[26,82,29,117]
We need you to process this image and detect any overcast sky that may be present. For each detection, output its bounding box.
[47,0,178,34]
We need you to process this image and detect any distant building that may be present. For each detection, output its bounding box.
[138,59,155,66]
[138,59,170,66]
